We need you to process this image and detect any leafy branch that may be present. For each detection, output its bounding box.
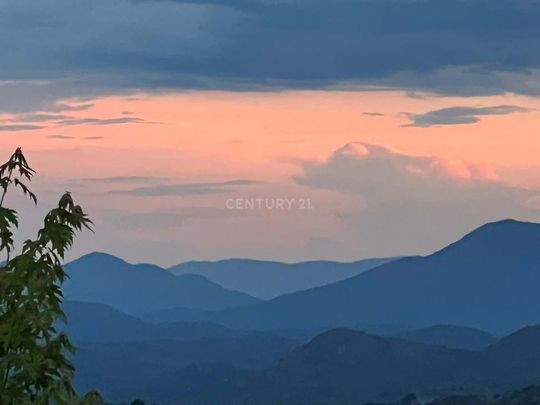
[0,148,101,404]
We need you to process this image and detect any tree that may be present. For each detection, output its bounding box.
[0,148,102,404]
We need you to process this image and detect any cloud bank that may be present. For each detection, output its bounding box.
[1,0,540,107]
[294,142,537,256]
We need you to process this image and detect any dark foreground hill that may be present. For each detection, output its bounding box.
[73,335,297,403]
[245,328,488,405]
[170,257,394,299]
[201,220,540,334]
[75,323,540,404]
[253,324,540,404]
[63,252,258,315]
[375,384,540,404]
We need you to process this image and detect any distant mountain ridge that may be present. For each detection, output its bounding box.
[65,219,540,333]
[62,300,499,350]
[61,301,246,343]
[170,257,395,299]
[63,252,258,315]
[396,324,498,350]
[188,219,540,334]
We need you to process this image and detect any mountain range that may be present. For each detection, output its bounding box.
[185,219,540,334]
[62,301,499,350]
[61,218,540,403]
[63,253,258,314]
[238,324,540,405]
[73,322,540,404]
[63,302,514,403]
[170,257,393,299]
[62,301,245,343]
[63,219,540,336]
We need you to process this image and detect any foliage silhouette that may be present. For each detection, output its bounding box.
[0,148,102,404]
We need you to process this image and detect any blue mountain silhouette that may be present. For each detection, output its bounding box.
[170,257,394,299]
[201,219,540,334]
[63,252,258,315]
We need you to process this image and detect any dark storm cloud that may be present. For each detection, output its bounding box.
[11,113,72,122]
[1,0,540,99]
[5,110,153,127]
[55,117,146,126]
[0,124,43,131]
[404,105,530,128]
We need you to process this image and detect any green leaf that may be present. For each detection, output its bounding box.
[0,148,99,402]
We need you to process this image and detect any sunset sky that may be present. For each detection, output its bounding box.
[1,0,540,265]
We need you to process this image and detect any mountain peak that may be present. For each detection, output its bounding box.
[473,218,538,230]
[71,252,128,266]
[434,218,540,257]
[63,252,258,315]
[466,218,540,235]
[307,328,377,346]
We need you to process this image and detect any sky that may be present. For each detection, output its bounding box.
[1,0,540,266]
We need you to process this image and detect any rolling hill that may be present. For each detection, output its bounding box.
[75,323,540,404]
[484,323,540,388]
[63,252,258,315]
[73,336,297,403]
[246,325,540,404]
[397,325,497,350]
[170,257,394,299]
[61,301,243,343]
[255,328,486,404]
